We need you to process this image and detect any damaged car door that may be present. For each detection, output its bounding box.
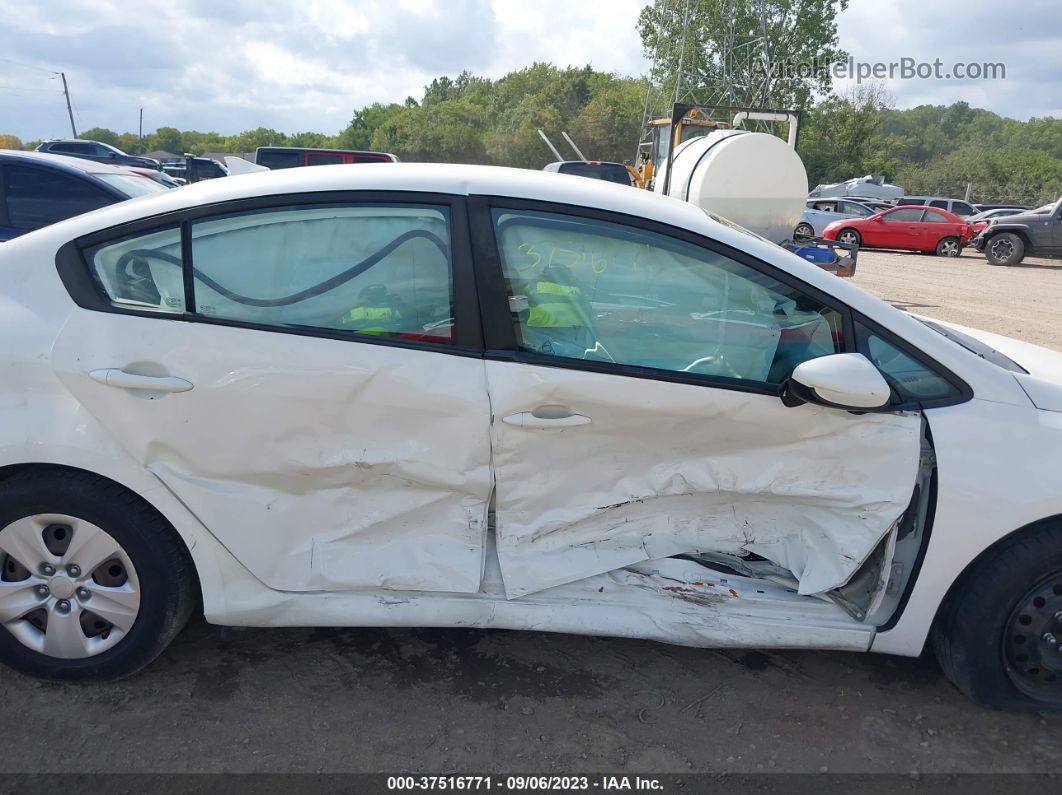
[51,198,493,593]
[479,204,922,601]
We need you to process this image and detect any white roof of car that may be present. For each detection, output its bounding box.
[54,162,710,233]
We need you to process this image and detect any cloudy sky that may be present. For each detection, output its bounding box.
[0,0,1058,142]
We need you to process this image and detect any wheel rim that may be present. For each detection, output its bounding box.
[940,239,959,256]
[796,225,813,239]
[0,514,140,659]
[839,231,858,245]
[1002,573,1062,700]
[990,237,1014,261]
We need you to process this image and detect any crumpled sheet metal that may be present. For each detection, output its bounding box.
[487,360,921,599]
[52,312,493,593]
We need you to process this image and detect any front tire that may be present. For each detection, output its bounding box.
[934,521,1062,711]
[936,237,961,257]
[0,468,196,681]
[985,232,1025,266]
[836,228,861,248]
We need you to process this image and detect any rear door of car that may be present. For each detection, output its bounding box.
[469,197,923,600]
[51,192,494,595]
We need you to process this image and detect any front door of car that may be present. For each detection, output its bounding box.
[51,196,494,594]
[474,202,922,600]
[875,208,926,249]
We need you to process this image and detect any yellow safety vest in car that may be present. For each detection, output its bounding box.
[525,280,590,329]
[341,305,402,335]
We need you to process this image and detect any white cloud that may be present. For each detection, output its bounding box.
[0,0,1055,142]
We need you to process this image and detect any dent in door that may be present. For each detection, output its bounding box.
[52,314,493,593]
[487,361,921,599]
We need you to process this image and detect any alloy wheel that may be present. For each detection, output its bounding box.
[990,237,1015,262]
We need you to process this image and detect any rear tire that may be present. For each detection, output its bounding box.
[837,228,861,247]
[933,521,1062,711]
[0,468,196,681]
[985,232,1025,266]
[794,223,815,241]
[935,237,961,257]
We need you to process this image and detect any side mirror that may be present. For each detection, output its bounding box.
[783,353,891,411]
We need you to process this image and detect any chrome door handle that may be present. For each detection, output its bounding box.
[502,409,591,429]
[89,369,194,393]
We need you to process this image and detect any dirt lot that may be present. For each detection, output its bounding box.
[852,248,1062,351]
[3,247,1062,779]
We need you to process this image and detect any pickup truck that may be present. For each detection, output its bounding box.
[971,197,1062,265]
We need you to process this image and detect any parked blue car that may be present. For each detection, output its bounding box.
[0,150,166,242]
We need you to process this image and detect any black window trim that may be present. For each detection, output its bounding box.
[55,190,485,357]
[470,195,859,400]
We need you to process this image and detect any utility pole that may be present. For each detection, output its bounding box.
[56,72,77,138]
[139,108,143,140]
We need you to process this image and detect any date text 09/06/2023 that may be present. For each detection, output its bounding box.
[387,776,665,791]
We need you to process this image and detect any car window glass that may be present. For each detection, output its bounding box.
[812,201,836,212]
[900,198,925,205]
[4,165,113,230]
[306,153,343,165]
[88,226,185,313]
[842,202,871,217]
[923,210,950,223]
[492,209,843,385]
[928,200,948,209]
[256,150,302,169]
[883,208,925,222]
[952,202,976,216]
[861,325,961,402]
[189,204,454,343]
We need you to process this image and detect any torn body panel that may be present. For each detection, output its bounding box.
[51,311,493,593]
[486,360,921,600]
[212,548,874,652]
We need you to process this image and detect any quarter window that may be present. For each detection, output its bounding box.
[189,204,454,342]
[859,324,961,403]
[88,226,184,313]
[492,209,843,385]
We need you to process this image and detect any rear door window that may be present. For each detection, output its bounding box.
[4,166,113,230]
[928,200,948,210]
[307,153,344,165]
[189,204,455,343]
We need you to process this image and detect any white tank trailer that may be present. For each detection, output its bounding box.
[653,112,808,244]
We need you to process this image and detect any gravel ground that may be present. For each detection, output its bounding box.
[3,245,1062,779]
[851,248,1062,351]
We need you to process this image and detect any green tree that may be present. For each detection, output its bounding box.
[637,0,847,110]
[79,127,120,147]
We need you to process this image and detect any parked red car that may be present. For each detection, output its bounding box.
[822,206,973,257]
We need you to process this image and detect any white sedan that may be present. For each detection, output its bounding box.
[0,164,1060,711]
